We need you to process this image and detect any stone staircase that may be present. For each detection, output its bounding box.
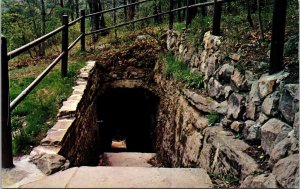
[17,152,212,188]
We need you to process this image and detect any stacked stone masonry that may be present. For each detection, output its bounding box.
[29,61,96,175]
[27,31,298,188]
[164,30,299,188]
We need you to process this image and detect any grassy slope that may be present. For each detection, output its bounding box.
[10,58,85,155]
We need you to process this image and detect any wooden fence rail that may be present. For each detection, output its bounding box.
[1,0,287,168]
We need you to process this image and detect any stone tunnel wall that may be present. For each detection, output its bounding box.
[28,32,298,188]
[58,63,160,166]
[153,30,299,188]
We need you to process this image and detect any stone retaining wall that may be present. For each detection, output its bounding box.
[157,30,299,188]
[28,32,298,188]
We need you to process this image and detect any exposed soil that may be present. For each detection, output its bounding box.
[243,145,271,173]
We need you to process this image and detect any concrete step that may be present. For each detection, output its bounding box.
[104,152,156,167]
[21,166,212,188]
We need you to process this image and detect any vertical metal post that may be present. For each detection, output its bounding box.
[185,0,189,28]
[61,15,69,77]
[212,0,222,36]
[1,36,14,168]
[169,0,174,30]
[80,10,86,52]
[269,0,287,74]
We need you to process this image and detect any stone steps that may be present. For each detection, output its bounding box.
[20,166,212,188]
[104,152,156,167]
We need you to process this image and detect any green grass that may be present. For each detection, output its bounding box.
[208,112,221,125]
[164,52,203,89]
[10,60,85,155]
[209,173,240,187]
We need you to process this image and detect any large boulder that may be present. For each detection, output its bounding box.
[203,51,221,81]
[199,127,259,181]
[230,121,244,133]
[278,84,299,124]
[293,112,299,139]
[31,154,69,175]
[261,91,280,116]
[258,71,289,99]
[261,118,293,154]
[240,173,279,188]
[227,93,245,119]
[269,136,298,167]
[207,77,232,100]
[230,69,248,91]
[249,81,260,103]
[258,113,269,124]
[203,31,222,51]
[182,130,203,166]
[245,100,257,120]
[215,63,234,84]
[166,30,179,51]
[182,89,227,115]
[273,154,299,188]
[242,120,261,142]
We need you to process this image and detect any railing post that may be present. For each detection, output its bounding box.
[169,0,174,30]
[1,36,14,168]
[212,0,222,36]
[80,10,86,52]
[61,15,69,77]
[269,0,287,74]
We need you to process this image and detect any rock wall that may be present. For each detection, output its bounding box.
[28,32,298,188]
[155,30,299,188]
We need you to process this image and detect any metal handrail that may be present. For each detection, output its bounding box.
[10,52,65,111]
[7,26,64,60]
[85,0,150,18]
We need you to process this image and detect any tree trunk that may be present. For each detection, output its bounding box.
[177,0,182,21]
[269,0,287,74]
[128,0,137,21]
[75,0,79,18]
[201,0,207,16]
[60,0,64,22]
[128,0,137,29]
[153,0,162,24]
[68,0,75,20]
[186,0,197,26]
[257,0,264,41]
[88,0,99,41]
[39,0,46,56]
[113,0,117,39]
[246,0,254,28]
[124,0,128,22]
[98,0,108,35]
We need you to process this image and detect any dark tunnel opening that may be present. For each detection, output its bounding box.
[97,88,160,154]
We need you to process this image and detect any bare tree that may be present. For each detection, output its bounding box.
[40,0,46,56]
[186,0,197,26]
[154,0,162,23]
[88,0,108,41]
[246,0,254,28]
[257,0,264,41]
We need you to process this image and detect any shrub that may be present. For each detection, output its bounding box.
[164,52,203,89]
[208,112,221,125]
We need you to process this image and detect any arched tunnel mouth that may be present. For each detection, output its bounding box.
[96,87,160,154]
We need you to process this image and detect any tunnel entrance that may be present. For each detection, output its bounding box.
[97,88,160,154]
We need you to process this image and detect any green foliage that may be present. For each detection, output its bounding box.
[284,35,299,57]
[209,173,240,186]
[174,22,186,32]
[235,63,246,74]
[188,15,212,48]
[164,52,203,89]
[10,60,85,155]
[208,112,220,125]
